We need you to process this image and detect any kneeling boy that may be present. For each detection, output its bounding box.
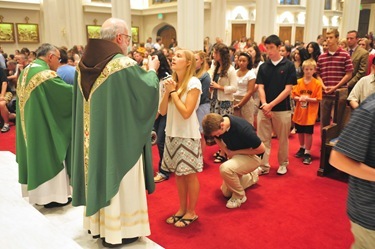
[202,114,265,209]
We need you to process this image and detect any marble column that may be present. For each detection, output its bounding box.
[177,0,204,50]
[210,0,227,44]
[304,0,324,44]
[340,0,361,36]
[112,0,131,32]
[41,0,84,48]
[254,0,277,44]
[368,4,375,35]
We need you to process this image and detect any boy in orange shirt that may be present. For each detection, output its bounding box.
[292,59,323,164]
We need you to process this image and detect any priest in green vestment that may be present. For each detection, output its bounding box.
[16,43,73,207]
[70,17,160,247]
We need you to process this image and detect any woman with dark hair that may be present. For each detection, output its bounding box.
[209,43,237,115]
[209,43,237,163]
[280,45,292,60]
[233,52,256,126]
[152,50,173,183]
[247,44,263,74]
[306,42,321,62]
[293,47,310,79]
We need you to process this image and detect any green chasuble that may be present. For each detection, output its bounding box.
[16,59,73,190]
[71,39,159,216]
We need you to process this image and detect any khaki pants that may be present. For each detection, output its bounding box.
[350,221,375,249]
[257,110,291,170]
[233,97,255,126]
[220,154,261,199]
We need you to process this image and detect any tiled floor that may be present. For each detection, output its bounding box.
[0,151,163,249]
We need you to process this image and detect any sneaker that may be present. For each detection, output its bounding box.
[257,166,270,175]
[226,196,247,209]
[249,171,259,186]
[295,148,305,158]
[1,124,10,133]
[277,166,287,175]
[303,154,312,165]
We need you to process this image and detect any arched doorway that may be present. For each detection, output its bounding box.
[157,25,176,49]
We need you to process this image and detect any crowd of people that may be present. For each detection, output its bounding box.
[1,20,375,248]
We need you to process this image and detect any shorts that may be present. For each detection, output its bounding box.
[295,123,314,134]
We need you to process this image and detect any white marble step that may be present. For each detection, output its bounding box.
[0,151,163,249]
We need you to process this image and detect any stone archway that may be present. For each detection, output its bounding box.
[157,25,176,49]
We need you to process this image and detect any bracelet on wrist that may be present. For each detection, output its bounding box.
[169,90,177,96]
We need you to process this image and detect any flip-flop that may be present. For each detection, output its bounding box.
[166,214,184,224]
[213,150,221,158]
[174,216,198,228]
[214,155,227,163]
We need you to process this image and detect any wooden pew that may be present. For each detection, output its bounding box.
[318,88,351,177]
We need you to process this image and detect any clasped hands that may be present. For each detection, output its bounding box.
[298,95,309,102]
[261,103,273,118]
[164,78,177,95]
[323,85,336,94]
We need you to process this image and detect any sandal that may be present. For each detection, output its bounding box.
[154,173,167,183]
[214,155,227,163]
[213,150,221,158]
[174,216,198,228]
[166,214,184,224]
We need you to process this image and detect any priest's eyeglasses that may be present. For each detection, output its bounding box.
[51,54,62,63]
[118,33,132,42]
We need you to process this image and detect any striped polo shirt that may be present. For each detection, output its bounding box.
[334,93,375,230]
[317,47,353,95]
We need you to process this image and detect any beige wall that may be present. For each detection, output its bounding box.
[0,9,40,54]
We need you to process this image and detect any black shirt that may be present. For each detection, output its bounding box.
[218,115,261,151]
[256,57,297,111]
[0,68,10,92]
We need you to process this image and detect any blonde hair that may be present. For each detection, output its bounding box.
[339,38,347,49]
[172,49,196,99]
[326,29,339,38]
[302,59,317,69]
[194,50,208,79]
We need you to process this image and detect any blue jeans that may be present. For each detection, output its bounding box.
[154,114,169,178]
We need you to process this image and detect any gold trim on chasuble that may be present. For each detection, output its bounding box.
[76,57,136,190]
[18,64,58,145]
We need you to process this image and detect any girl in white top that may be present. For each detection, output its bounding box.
[209,43,237,115]
[159,49,202,228]
[233,52,257,125]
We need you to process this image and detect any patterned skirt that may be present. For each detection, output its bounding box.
[210,99,234,115]
[161,136,203,175]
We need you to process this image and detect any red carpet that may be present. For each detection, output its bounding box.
[0,123,353,249]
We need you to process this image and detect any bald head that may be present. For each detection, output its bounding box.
[100,17,130,54]
[100,18,128,41]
